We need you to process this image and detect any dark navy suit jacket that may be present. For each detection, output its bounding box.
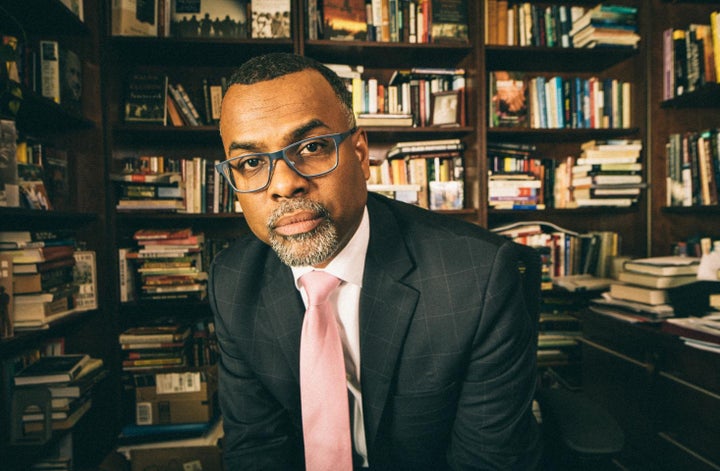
[208,193,541,470]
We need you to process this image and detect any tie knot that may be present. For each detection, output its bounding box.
[300,271,341,306]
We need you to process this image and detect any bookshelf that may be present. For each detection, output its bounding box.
[480,0,649,259]
[648,0,720,256]
[0,0,113,469]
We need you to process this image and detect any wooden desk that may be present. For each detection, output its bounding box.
[579,309,720,471]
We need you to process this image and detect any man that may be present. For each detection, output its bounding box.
[210,53,540,470]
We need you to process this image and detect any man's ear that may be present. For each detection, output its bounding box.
[354,128,371,179]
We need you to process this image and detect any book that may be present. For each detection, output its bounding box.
[3,245,75,265]
[0,253,12,339]
[489,71,527,128]
[39,40,60,103]
[12,256,76,275]
[170,0,249,39]
[14,354,91,386]
[251,0,291,38]
[47,358,107,398]
[623,256,701,277]
[22,397,92,433]
[552,274,614,292]
[73,251,97,311]
[609,283,669,306]
[133,227,193,241]
[662,316,720,345]
[356,113,414,127]
[124,73,168,124]
[59,48,82,115]
[322,0,367,40]
[119,324,192,344]
[430,0,469,43]
[0,119,19,208]
[112,0,159,36]
[42,147,70,211]
[617,270,697,289]
[13,265,75,294]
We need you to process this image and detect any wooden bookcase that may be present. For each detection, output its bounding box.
[0,1,114,468]
[647,0,720,256]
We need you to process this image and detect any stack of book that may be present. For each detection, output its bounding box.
[370,138,465,210]
[0,231,80,329]
[119,322,193,372]
[127,228,208,303]
[13,354,105,435]
[487,142,546,210]
[663,314,720,353]
[111,171,185,212]
[590,256,701,322]
[571,139,644,208]
[569,4,640,49]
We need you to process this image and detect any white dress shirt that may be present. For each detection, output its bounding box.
[293,207,370,467]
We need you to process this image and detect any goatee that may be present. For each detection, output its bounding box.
[267,199,339,267]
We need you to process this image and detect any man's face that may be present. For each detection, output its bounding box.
[219,69,370,267]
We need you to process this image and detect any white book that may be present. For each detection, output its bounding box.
[40,40,60,103]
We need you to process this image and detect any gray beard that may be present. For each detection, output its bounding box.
[267,199,339,267]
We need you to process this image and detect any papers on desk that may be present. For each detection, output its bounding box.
[662,313,720,351]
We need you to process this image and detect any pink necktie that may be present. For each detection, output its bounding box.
[299,271,353,471]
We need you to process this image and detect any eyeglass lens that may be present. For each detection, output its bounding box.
[222,135,340,192]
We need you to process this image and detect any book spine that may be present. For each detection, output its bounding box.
[167,84,198,126]
[176,83,203,125]
[39,40,60,103]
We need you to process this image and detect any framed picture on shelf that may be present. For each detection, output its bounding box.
[431,90,461,127]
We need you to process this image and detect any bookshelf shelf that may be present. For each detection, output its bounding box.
[0,0,87,36]
[485,46,639,72]
[303,40,472,68]
[661,205,720,214]
[487,128,640,143]
[659,83,720,108]
[0,309,96,356]
[0,208,97,226]
[108,37,294,66]
[13,84,94,133]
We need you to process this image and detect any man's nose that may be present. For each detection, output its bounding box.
[268,158,308,198]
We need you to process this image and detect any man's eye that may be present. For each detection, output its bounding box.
[299,139,329,155]
[233,156,265,173]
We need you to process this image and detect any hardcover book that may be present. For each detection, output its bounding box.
[0,253,12,339]
[60,48,82,115]
[623,256,701,277]
[0,119,19,208]
[73,251,97,311]
[39,40,60,103]
[112,0,159,36]
[322,0,367,40]
[430,0,469,43]
[489,71,528,128]
[124,73,169,125]
[251,0,291,38]
[14,354,91,386]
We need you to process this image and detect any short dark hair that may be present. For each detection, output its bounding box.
[227,53,355,125]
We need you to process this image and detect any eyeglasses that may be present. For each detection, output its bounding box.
[216,128,357,193]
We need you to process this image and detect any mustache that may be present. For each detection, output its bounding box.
[267,199,330,231]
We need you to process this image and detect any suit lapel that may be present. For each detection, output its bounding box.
[360,196,419,449]
[260,257,304,382]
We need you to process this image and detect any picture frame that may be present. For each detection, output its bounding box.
[431,90,461,127]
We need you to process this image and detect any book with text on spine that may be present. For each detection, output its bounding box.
[14,354,91,386]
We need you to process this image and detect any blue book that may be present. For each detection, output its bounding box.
[535,76,547,129]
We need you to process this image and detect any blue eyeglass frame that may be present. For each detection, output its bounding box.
[216,127,358,193]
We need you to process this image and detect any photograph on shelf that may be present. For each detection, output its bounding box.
[171,0,249,39]
[59,48,82,115]
[430,0,469,43]
[251,0,291,38]
[431,90,461,127]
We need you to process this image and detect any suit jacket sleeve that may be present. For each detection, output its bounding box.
[447,241,540,470]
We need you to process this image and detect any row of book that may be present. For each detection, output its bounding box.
[124,73,224,127]
[0,230,97,338]
[486,2,639,49]
[493,221,620,280]
[488,139,644,210]
[489,72,633,130]
[118,227,231,304]
[0,35,83,115]
[368,138,465,210]
[112,0,290,39]
[0,120,72,212]
[119,318,218,373]
[330,65,466,128]
[111,156,240,214]
[662,14,720,101]
[310,0,469,44]
[665,129,720,208]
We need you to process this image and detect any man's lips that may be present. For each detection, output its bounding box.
[272,211,323,237]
